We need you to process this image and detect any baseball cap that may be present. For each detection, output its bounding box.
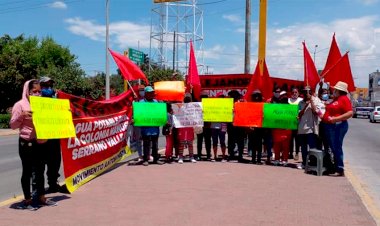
[144,86,154,92]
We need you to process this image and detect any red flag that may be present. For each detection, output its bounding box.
[108,49,149,84]
[186,41,201,101]
[322,52,355,92]
[244,59,273,101]
[321,33,342,76]
[303,42,320,90]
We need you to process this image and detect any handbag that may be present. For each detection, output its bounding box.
[162,124,171,136]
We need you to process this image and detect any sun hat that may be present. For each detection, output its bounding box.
[333,81,348,93]
[252,89,262,94]
[39,76,54,83]
[279,91,287,96]
[144,86,154,92]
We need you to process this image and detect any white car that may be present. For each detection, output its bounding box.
[369,106,380,123]
[353,107,374,118]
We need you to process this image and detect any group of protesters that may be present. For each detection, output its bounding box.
[129,81,353,178]
[10,77,63,210]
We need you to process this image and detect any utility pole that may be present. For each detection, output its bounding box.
[258,0,267,75]
[244,0,251,74]
[105,0,110,100]
[173,31,176,71]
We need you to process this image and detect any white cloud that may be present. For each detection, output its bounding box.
[49,1,67,9]
[215,16,380,87]
[222,14,243,24]
[357,0,379,5]
[202,45,226,60]
[65,17,151,49]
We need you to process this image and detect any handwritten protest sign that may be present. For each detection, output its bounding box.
[233,102,264,127]
[262,103,298,129]
[172,102,203,128]
[30,96,75,139]
[133,102,167,126]
[154,81,185,102]
[202,98,234,122]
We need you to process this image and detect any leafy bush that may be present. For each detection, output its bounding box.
[0,114,11,128]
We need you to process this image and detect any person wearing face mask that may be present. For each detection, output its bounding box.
[288,88,302,160]
[297,87,320,169]
[272,91,292,166]
[322,81,353,176]
[129,84,145,162]
[139,86,165,166]
[39,77,63,194]
[316,87,334,173]
[247,90,265,164]
[10,79,57,210]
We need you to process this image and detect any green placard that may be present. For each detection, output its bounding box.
[262,103,298,129]
[133,102,167,126]
[202,98,234,122]
[128,48,144,65]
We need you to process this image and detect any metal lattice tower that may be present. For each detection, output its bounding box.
[150,0,204,74]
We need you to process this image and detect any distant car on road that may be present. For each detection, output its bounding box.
[353,107,374,118]
[369,106,380,123]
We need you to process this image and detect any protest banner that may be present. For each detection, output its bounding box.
[172,102,203,128]
[202,98,234,122]
[133,102,167,126]
[262,103,298,129]
[154,81,185,102]
[233,102,264,127]
[30,96,76,139]
[57,90,134,193]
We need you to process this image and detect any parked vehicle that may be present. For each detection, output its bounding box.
[353,107,374,118]
[369,106,380,123]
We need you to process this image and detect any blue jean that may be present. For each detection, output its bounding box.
[324,121,348,173]
[299,133,317,166]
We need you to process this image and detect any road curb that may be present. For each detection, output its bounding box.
[0,130,19,136]
[0,148,166,208]
[345,162,380,225]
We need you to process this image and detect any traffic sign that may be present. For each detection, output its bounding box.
[128,48,144,65]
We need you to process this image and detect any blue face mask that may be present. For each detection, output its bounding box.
[41,87,55,97]
[321,93,329,101]
[139,91,145,97]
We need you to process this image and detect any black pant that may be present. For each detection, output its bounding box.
[248,128,264,162]
[142,135,159,162]
[227,124,245,159]
[196,127,212,158]
[19,138,45,200]
[42,139,61,187]
[290,130,300,155]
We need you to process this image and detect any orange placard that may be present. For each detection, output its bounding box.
[233,102,264,127]
[154,81,185,102]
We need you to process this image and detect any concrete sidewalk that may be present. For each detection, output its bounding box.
[0,158,376,226]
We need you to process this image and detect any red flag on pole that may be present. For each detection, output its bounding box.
[108,49,149,84]
[303,42,320,90]
[244,59,273,101]
[321,33,342,76]
[321,52,355,92]
[186,41,201,101]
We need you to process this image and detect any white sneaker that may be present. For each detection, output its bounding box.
[191,158,197,163]
[297,164,304,169]
[178,158,184,164]
[282,161,288,166]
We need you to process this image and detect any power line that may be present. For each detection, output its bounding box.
[0,0,82,14]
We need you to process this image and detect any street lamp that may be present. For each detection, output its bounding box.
[313,44,318,63]
[105,0,110,100]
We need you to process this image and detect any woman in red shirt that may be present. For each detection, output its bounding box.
[322,81,353,176]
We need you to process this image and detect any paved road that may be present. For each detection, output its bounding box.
[345,118,380,212]
[0,134,166,202]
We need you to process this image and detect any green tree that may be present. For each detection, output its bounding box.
[0,34,88,113]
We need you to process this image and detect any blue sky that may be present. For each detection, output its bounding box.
[1,0,379,87]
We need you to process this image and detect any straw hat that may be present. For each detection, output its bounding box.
[333,81,348,93]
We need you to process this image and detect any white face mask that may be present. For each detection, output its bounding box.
[29,92,41,97]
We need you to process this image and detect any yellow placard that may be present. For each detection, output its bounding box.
[30,96,76,139]
[202,98,234,122]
